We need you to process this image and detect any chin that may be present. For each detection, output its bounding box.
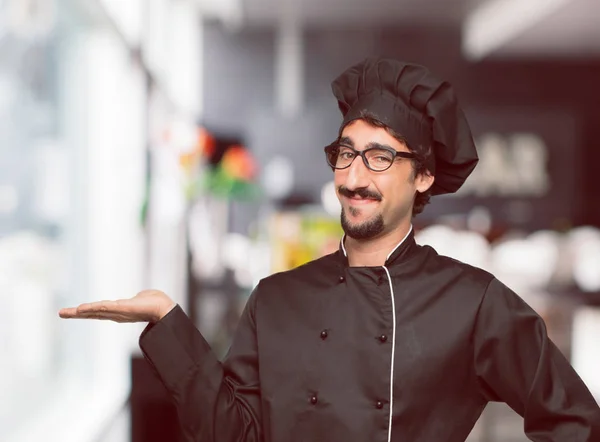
[341,209,385,240]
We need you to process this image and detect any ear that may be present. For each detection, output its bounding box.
[415,171,435,193]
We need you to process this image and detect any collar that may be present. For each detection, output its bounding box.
[338,225,416,268]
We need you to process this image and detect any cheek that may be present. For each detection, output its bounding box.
[379,173,415,200]
[333,171,346,187]
[377,175,400,195]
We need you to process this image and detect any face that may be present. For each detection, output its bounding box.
[334,119,434,241]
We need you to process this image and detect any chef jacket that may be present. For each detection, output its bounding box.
[139,229,600,442]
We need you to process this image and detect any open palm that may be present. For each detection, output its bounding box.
[58,289,176,323]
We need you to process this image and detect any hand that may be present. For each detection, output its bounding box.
[58,289,177,323]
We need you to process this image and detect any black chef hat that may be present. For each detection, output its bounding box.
[331,57,478,195]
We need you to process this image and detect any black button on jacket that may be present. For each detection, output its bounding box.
[139,231,600,442]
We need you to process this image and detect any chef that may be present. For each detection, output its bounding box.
[60,57,600,442]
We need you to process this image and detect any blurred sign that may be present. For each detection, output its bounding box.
[457,132,550,197]
[431,108,579,230]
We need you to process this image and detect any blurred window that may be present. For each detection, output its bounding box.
[0,2,92,438]
[0,1,150,439]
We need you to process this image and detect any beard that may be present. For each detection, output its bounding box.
[341,207,385,240]
[337,185,385,240]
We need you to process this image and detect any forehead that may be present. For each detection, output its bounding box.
[340,119,407,151]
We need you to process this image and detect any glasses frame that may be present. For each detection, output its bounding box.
[324,142,416,172]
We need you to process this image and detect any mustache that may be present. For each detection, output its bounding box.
[338,186,382,201]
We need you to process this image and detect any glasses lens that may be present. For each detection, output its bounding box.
[325,145,338,168]
[326,144,355,169]
[365,148,394,171]
[336,145,356,168]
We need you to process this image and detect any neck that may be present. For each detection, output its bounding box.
[344,224,413,267]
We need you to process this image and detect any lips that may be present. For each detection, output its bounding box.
[346,196,379,205]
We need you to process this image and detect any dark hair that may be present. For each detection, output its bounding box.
[339,112,433,216]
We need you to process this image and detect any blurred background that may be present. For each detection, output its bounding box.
[1,0,599,441]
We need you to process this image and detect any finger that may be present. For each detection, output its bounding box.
[59,304,136,322]
[59,307,103,318]
[70,311,122,321]
[60,302,119,318]
[77,300,119,314]
[58,307,78,318]
[89,314,126,321]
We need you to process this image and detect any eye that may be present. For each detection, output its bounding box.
[339,149,355,160]
[372,155,392,164]
[367,149,394,164]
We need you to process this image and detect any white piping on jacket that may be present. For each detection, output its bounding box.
[341,233,348,257]
[340,226,413,442]
[382,226,411,442]
[382,265,396,442]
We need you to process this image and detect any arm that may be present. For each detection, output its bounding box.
[473,278,600,441]
[139,287,263,442]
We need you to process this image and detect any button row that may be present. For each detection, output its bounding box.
[308,394,385,409]
[339,274,388,284]
[320,330,388,342]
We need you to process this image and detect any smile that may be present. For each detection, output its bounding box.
[346,196,380,205]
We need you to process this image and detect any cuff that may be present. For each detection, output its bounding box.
[139,305,212,392]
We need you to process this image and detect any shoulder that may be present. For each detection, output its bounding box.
[248,252,341,318]
[418,242,494,280]
[419,244,532,314]
[253,251,340,295]
[418,243,496,292]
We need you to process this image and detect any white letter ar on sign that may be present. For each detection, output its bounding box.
[510,133,550,196]
[457,132,551,197]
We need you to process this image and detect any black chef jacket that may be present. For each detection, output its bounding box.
[139,229,600,442]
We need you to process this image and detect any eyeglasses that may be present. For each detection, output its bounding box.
[324,142,416,172]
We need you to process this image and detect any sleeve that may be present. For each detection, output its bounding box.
[138,285,263,442]
[473,278,600,441]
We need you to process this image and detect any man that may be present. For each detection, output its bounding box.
[59,58,600,441]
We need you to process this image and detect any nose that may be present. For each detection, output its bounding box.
[343,155,371,190]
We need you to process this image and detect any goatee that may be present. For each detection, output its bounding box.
[341,207,385,240]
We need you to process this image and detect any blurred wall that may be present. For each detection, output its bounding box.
[202,24,275,135]
[201,22,600,231]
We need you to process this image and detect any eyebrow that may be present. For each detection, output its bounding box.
[339,136,397,152]
[339,136,354,146]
